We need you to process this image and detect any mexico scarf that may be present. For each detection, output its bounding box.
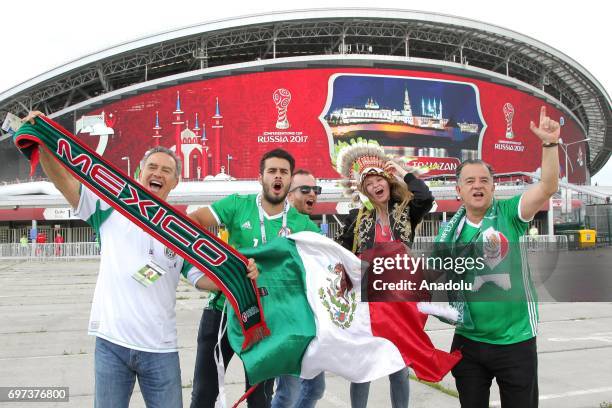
[227,232,462,385]
[13,116,269,349]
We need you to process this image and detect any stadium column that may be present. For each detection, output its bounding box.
[193,113,203,178]
[172,91,185,178]
[211,97,223,175]
[152,111,162,147]
[201,126,209,178]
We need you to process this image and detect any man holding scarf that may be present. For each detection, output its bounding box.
[20,111,259,408]
[436,106,560,408]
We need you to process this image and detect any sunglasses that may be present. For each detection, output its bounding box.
[290,185,322,195]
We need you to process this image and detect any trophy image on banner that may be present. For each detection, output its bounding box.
[503,102,515,139]
[273,88,292,129]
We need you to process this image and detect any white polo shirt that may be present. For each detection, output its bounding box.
[75,187,202,352]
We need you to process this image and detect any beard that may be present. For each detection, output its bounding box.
[262,182,289,205]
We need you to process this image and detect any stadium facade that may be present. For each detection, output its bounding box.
[0,9,610,237]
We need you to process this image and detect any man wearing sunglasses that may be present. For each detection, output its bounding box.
[273,168,326,408]
[287,169,322,216]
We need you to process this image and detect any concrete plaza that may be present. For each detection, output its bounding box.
[0,260,611,407]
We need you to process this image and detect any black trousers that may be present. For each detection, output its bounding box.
[190,308,274,408]
[451,334,538,408]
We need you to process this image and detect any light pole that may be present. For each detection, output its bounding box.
[227,154,233,177]
[559,138,590,220]
[121,156,131,178]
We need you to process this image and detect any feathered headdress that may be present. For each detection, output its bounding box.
[335,141,426,204]
[335,142,390,204]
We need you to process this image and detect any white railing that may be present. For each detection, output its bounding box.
[0,243,100,261]
[411,234,569,252]
[0,233,569,262]
[519,234,569,251]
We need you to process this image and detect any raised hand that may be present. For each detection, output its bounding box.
[529,106,560,144]
[384,160,407,180]
[22,111,46,125]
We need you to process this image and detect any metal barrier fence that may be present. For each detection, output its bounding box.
[519,235,568,251]
[0,243,100,261]
[0,231,569,262]
[411,235,568,252]
[0,219,547,244]
[325,220,449,239]
[5,227,96,244]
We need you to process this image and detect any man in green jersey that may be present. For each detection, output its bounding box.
[437,106,560,408]
[189,149,319,408]
[273,168,326,408]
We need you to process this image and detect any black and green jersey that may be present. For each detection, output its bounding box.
[455,195,538,345]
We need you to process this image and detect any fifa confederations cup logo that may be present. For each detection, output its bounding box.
[503,103,515,139]
[273,88,292,129]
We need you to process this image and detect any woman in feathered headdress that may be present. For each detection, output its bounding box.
[334,142,435,408]
[335,142,434,255]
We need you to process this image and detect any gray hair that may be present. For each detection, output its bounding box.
[456,159,494,181]
[140,146,182,179]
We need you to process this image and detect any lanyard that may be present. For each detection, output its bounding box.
[256,193,289,245]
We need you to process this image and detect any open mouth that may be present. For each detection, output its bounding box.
[272,181,283,193]
[305,199,315,208]
[374,188,385,198]
[149,180,163,192]
[473,191,484,198]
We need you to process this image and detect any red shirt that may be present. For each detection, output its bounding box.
[375,222,393,243]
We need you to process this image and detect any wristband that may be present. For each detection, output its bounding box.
[542,142,559,148]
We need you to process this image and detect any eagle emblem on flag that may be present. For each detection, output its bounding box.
[318,262,357,329]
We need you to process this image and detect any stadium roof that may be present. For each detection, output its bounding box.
[1,8,609,173]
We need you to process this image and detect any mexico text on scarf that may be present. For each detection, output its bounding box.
[14,116,269,349]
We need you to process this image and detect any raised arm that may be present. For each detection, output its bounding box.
[520,106,560,221]
[404,173,434,210]
[24,111,81,208]
[384,160,434,223]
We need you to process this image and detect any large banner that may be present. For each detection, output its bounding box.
[66,68,587,183]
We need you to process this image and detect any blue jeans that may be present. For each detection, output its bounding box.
[350,368,409,408]
[271,373,325,408]
[94,337,182,408]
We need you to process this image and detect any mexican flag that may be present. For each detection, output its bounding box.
[227,232,461,385]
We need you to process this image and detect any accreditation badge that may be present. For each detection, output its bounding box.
[132,260,166,287]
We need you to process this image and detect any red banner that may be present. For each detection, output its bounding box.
[65,68,586,183]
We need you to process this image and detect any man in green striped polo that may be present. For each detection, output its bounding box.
[438,106,561,408]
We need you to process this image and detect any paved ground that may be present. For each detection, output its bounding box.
[1,259,611,407]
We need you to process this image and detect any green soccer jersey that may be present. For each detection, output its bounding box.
[454,194,538,345]
[208,193,320,310]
